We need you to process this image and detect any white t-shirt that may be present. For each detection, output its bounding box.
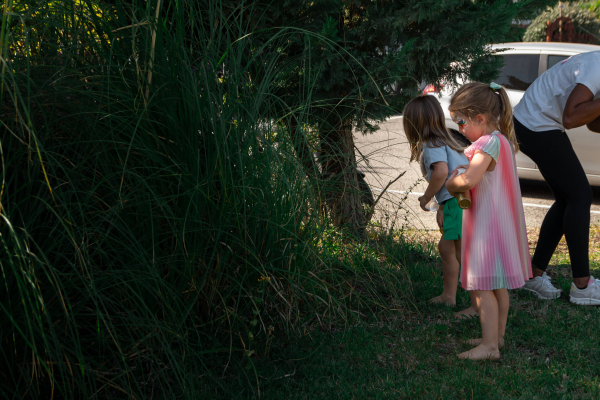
[513,51,600,132]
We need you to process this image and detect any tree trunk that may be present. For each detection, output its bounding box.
[320,119,367,239]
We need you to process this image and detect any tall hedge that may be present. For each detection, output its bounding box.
[524,3,600,43]
[581,1,600,14]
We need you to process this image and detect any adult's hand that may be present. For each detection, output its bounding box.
[563,84,600,132]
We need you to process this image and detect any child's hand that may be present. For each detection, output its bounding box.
[418,195,431,211]
[451,164,469,176]
[445,180,455,197]
[436,207,444,229]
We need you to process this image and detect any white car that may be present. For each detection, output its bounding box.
[433,42,600,186]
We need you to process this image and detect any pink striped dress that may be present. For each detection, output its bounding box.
[461,132,532,290]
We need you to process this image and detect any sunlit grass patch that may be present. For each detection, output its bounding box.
[212,226,600,399]
[526,225,600,269]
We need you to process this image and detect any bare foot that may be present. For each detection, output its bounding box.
[457,344,500,360]
[464,338,504,348]
[429,295,456,306]
[454,306,478,320]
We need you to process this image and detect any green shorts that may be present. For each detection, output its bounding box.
[443,197,463,241]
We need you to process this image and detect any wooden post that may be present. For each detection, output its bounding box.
[559,3,563,42]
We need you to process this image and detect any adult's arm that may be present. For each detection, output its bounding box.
[587,115,600,133]
[562,84,600,132]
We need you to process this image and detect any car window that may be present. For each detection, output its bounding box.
[495,54,540,91]
[548,55,570,70]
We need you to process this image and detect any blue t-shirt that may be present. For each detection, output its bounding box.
[422,143,468,204]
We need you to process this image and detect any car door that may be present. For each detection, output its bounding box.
[494,50,541,170]
[540,52,600,177]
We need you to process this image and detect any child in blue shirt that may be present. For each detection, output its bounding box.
[404,95,476,318]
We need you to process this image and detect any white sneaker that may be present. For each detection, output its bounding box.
[521,272,562,300]
[569,276,600,305]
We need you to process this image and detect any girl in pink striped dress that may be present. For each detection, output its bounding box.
[446,82,532,360]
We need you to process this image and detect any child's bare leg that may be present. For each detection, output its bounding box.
[455,291,478,319]
[430,237,459,306]
[494,288,509,339]
[455,238,462,265]
[458,290,501,360]
[452,238,478,318]
[464,289,509,347]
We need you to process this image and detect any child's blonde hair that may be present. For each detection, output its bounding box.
[403,95,468,163]
[448,82,519,152]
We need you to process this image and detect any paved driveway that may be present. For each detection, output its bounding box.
[355,116,600,231]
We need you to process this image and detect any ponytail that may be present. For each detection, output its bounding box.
[496,87,519,152]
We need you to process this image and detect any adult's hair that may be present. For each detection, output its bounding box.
[448,82,519,152]
[403,95,467,163]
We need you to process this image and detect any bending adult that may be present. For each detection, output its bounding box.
[513,50,600,305]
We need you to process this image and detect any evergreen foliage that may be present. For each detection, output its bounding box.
[247,0,558,236]
[524,2,600,43]
[252,0,557,129]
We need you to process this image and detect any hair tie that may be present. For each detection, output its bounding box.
[490,82,502,92]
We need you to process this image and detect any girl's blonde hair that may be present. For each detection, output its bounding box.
[448,82,519,152]
[403,95,468,163]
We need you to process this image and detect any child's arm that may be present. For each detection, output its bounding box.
[418,162,448,211]
[446,152,493,195]
[449,164,469,176]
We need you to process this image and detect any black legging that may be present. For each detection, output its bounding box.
[514,117,592,278]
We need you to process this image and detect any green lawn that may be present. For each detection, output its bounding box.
[210,228,600,399]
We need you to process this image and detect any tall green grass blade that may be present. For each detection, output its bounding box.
[0,1,409,397]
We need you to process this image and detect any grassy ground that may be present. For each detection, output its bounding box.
[212,226,600,399]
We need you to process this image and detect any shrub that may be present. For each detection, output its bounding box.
[580,1,600,14]
[524,3,600,44]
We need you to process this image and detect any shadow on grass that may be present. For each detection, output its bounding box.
[207,231,600,399]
